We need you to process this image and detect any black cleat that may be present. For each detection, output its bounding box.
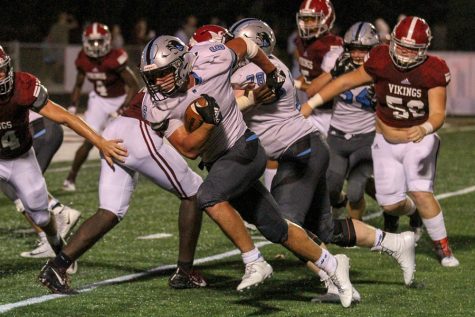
[38,260,77,294]
[168,268,208,289]
[383,212,400,233]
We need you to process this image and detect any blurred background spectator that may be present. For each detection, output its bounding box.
[174,15,198,43]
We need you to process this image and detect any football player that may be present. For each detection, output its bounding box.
[138,35,354,307]
[38,89,207,294]
[228,18,416,300]
[0,110,81,258]
[295,0,343,137]
[303,16,459,267]
[63,22,139,192]
[0,45,126,272]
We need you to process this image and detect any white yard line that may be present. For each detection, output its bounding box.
[1,185,475,313]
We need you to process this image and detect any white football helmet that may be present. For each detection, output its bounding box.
[0,45,13,96]
[140,36,197,101]
[229,18,276,55]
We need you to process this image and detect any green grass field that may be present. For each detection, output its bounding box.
[0,126,474,316]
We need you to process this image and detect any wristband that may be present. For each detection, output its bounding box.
[236,90,255,111]
[420,122,434,134]
[307,93,324,109]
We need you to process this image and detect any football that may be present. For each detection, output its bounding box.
[184,96,206,132]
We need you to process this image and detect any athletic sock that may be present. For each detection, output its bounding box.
[242,247,262,264]
[315,249,337,275]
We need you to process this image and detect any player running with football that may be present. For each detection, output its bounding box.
[138,35,354,307]
[63,22,139,192]
[0,45,126,271]
[301,16,459,267]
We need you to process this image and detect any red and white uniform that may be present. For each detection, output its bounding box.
[75,48,128,132]
[364,44,451,205]
[296,34,343,136]
[99,89,202,219]
[0,72,50,225]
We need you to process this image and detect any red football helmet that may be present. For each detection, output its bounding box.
[188,24,233,48]
[82,22,112,58]
[296,0,335,39]
[389,16,432,69]
[0,45,13,96]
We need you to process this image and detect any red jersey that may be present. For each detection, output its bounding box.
[296,33,343,81]
[0,72,49,159]
[364,45,451,128]
[122,89,146,121]
[75,48,128,98]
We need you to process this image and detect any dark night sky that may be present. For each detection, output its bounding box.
[1,0,474,50]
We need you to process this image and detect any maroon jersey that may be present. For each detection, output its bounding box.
[75,48,128,98]
[0,72,49,159]
[122,89,146,121]
[364,45,450,128]
[296,33,343,81]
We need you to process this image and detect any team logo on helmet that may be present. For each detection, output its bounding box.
[166,40,185,53]
[256,32,271,49]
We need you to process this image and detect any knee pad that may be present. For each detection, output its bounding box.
[27,210,51,227]
[332,218,357,247]
[196,182,223,210]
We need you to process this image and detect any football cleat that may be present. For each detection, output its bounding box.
[20,237,55,258]
[373,231,415,286]
[236,259,273,292]
[328,254,353,308]
[409,212,424,242]
[168,268,208,289]
[38,260,77,294]
[434,238,459,267]
[62,179,76,192]
[312,271,361,303]
[51,204,81,238]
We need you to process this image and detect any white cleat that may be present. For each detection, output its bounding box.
[236,259,273,292]
[328,254,353,308]
[20,237,55,258]
[312,278,361,303]
[62,179,76,192]
[441,256,460,267]
[51,204,81,238]
[373,231,416,286]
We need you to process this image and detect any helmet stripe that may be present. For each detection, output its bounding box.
[354,22,364,42]
[145,39,155,65]
[92,23,98,36]
[304,0,312,10]
[406,17,418,40]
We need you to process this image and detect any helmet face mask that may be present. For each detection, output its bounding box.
[389,16,432,70]
[82,23,112,58]
[296,0,335,39]
[0,46,13,96]
[229,18,276,55]
[344,22,380,65]
[140,36,197,102]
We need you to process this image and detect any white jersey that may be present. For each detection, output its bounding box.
[142,42,247,163]
[231,56,316,160]
[331,85,376,134]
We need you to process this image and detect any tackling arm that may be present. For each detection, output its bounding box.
[39,100,127,166]
[300,72,332,118]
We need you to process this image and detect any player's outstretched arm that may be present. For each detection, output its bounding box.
[39,100,128,166]
[301,66,373,117]
[300,72,332,118]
